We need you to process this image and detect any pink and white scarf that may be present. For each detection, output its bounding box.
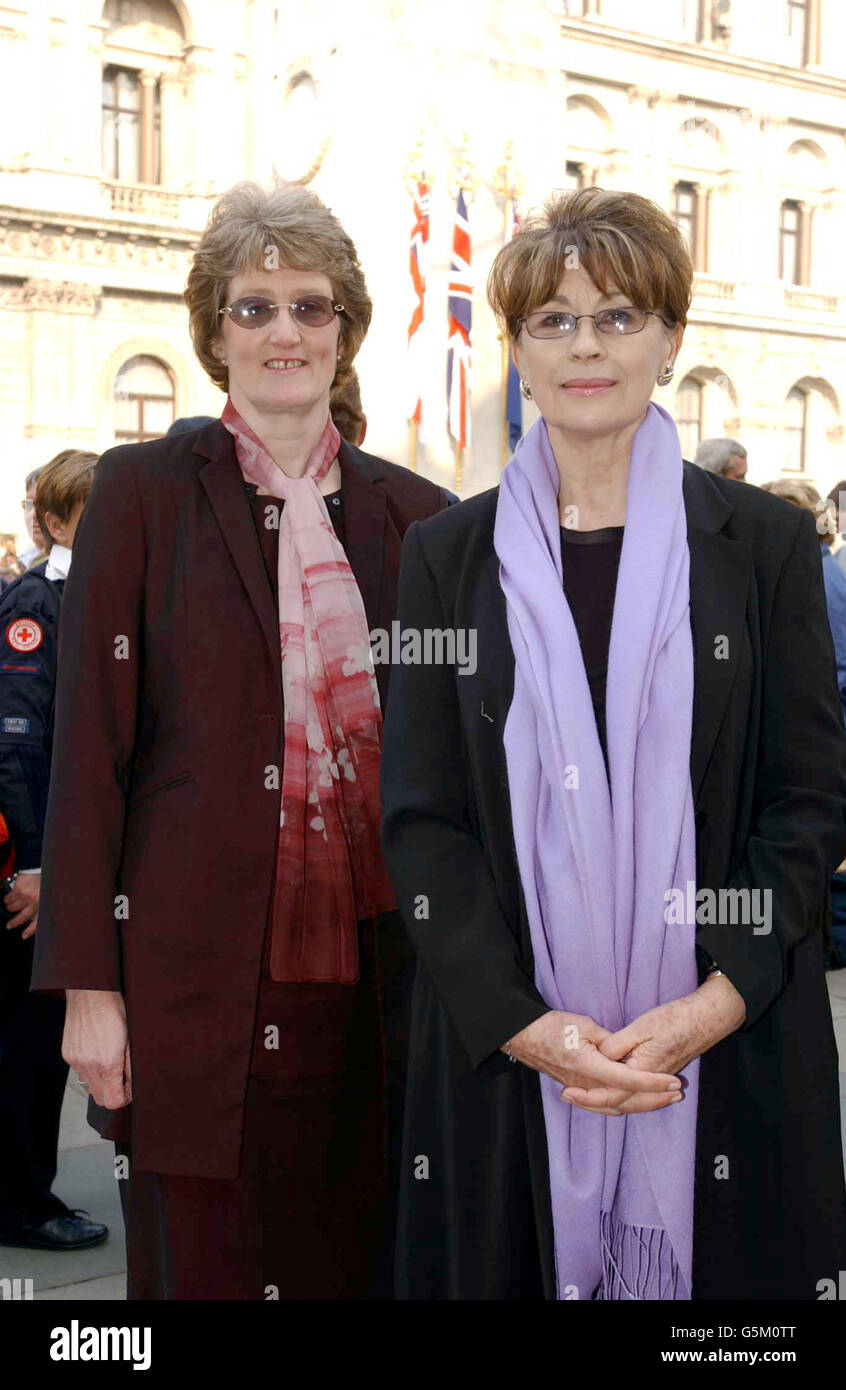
[222,397,395,983]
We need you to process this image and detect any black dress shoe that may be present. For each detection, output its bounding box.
[0,1209,108,1250]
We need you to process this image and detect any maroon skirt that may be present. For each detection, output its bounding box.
[120,917,392,1300]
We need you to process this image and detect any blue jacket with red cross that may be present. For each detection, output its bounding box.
[0,563,64,871]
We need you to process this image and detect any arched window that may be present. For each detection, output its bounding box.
[101,0,184,186]
[784,386,809,472]
[782,377,841,480]
[565,95,611,189]
[102,66,144,182]
[114,355,175,442]
[779,141,826,286]
[675,375,704,458]
[671,116,724,273]
[673,182,698,260]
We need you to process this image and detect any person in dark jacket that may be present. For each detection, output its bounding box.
[381,187,846,1300]
[762,479,846,724]
[31,180,451,1300]
[826,478,846,580]
[762,479,846,969]
[0,449,107,1251]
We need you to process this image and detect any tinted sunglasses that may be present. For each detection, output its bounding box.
[218,295,346,330]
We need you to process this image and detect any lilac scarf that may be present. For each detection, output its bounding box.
[494,402,699,1301]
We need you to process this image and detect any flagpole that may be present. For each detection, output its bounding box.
[448,135,476,496]
[409,418,418,473]
[496,142,522,470]
[405,131,428,475]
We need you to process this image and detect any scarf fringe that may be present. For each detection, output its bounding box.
[594,1210,683,1300]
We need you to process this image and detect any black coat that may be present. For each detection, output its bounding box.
[380,462,846,1300]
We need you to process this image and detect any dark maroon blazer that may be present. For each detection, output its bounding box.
[31,418,450,1178]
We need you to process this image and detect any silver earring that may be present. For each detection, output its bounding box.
[657,363,674,386]
[520,378,533,400]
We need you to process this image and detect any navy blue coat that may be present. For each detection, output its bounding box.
[0,564,64,870]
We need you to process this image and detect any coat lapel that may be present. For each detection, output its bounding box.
[193,420,281,679]
[476,547,516,721]
[683,464,751,804]
[193,426,390,671]
[338,440,388,632]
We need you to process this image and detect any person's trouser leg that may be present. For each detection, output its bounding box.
[0,922,69,1228]
[829,872,846,966]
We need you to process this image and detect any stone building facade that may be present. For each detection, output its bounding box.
[1,0,846,549]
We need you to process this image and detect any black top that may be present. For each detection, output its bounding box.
[244,482,346,565]
[559,524,624,767]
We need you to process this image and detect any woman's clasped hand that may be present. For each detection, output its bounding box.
[507,973,746,1116]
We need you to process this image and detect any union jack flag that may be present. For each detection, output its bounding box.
[446,188,472,449]
[407,176,430,426]
[504,199,523,454]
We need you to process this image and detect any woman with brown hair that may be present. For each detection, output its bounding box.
[381,187,846,1299]
[32,181,450,1299]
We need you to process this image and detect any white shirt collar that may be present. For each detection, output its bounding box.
[44,544,72,581]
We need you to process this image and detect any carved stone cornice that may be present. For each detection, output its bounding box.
[0,281,25,308]
[20,278,100,312]
[0,276,188,322]
[99,291,187,323]
[0,212,196,276]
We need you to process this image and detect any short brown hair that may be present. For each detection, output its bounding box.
[184,180,372,404]
[761,478,833,544]
[35,450,99,552]
[487,187,694,339]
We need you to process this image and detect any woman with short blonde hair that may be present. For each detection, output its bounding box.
[382,187,846,1299]
[33,180,451,1300]
[185,180,372,405]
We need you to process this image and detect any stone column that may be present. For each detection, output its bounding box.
[799,202,814,285]
[625,87,654,199]
[139,71,158,184]
[806,0,821,65]
[694,183,710,272]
